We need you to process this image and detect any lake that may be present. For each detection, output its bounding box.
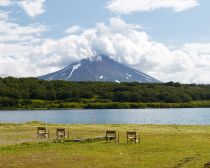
[1,108,210,125]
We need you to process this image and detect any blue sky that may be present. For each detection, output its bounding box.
[8,0,210,44]
[0,0,210,83]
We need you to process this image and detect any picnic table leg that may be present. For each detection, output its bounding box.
[37,130,39,138]
[66,131,69,138]
[127,132,128,143]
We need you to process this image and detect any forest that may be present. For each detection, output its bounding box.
[1,77,210,109]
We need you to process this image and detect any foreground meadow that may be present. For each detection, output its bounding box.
[1,122,210,168]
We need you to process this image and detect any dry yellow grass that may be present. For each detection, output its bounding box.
[1,122,210,168]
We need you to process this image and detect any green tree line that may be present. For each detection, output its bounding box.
[1,77,210,109]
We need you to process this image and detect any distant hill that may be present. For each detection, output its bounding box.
[39,55,161,83]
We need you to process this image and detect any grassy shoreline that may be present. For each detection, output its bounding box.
[1,122,210,167]
[1,100,210,110]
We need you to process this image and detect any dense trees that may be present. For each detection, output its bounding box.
[1,77,210,109]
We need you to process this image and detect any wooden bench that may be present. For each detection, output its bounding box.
[106,131,119,143]
[37,127,49,139]
[127,131,140,144]
[56,128,69,139]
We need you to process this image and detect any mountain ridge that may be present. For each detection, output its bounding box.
[39,55,161,83]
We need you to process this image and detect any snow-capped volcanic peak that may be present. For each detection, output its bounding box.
[39,55,161,83]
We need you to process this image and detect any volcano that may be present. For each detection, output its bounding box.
[39,55,161,83]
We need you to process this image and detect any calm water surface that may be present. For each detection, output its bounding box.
[0,108,210,125]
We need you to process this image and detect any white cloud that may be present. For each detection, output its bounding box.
[0,11,48,77]
[39,17,210,84]
[0,0,46,17]
[0,15,210,84]
[18,0,45,18]
[107,0,199,14]
[0,11,9,20]
[65,25,83,34]
[0,0,12,6]
[0,11,46,43]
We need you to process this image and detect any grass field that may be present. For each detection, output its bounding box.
[1,122,210,168]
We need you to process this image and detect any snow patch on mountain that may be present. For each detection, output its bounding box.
[126,73,132,78]
[99,75,104,79]
[46,66,71,80]
[66,63,81,79]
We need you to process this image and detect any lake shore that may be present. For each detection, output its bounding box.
[1,122,210,167]
[2,100,210,110]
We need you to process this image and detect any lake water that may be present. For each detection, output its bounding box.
[1,108,210,125]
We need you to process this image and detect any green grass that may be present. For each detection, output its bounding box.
[1,122,210,167]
